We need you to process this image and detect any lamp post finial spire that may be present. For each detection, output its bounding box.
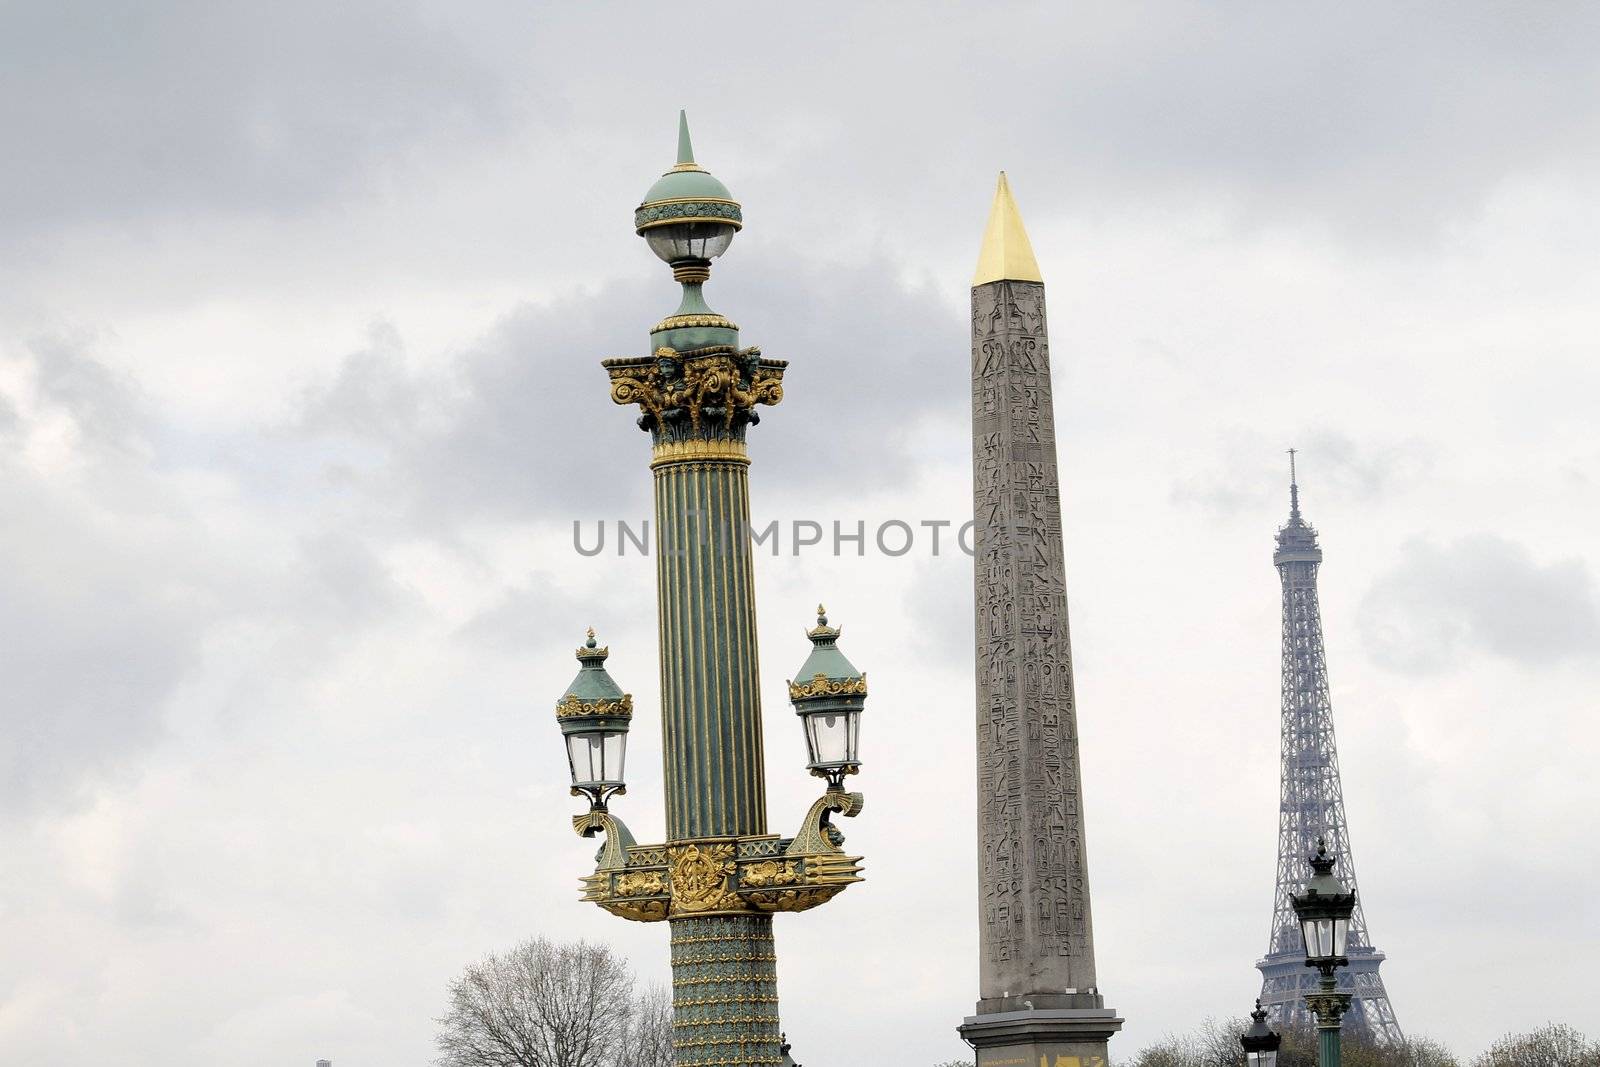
[676,110,695,167]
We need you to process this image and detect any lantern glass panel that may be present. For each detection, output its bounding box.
[567,733,599,787]
[804,709,856,766]
[1301,916,1337,960]
[603,731,626,784]
[645,221,736,263]
[566,729,626,789]
[1246,1051,1277,1067]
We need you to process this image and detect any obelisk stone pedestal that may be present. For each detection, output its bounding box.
[962,1008,1123,1067]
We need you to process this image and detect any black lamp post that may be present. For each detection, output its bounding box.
[1291,838,1356,1067]
[1240,1000,1281,1067]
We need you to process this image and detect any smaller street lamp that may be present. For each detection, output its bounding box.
[1240,1000,1281,1067]
[1292,838,1356,1067]
[555,629,633,810]
[788,606,866,790]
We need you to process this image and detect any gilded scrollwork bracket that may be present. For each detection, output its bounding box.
[571,808,636,872]
[571,790,865,922]
[786,789,864,856]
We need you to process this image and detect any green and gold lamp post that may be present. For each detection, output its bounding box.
[1293,839,1357,1067]
[553,113,868,1067]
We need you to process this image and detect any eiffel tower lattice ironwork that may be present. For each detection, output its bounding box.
[1256,452,1403,1043]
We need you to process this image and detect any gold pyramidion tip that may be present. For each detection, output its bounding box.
[972,171,1043,286]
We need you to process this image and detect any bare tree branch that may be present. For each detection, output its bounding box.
[434,937,639,1067]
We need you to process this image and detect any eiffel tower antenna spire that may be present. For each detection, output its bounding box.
[1287,448,1301,521]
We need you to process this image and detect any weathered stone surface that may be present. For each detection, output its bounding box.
[970,279,1100,1007]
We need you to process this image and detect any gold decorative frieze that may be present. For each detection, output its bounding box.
[615,870,668,897]
[554,693,634,719]
[652,312,739,334]
[739,859,802,888]
[786,673,868,700]
[650,438,750,468]
[569,814,864,921]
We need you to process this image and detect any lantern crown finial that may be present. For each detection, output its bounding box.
[1300,837,1352,901]
[808,605,834,638]
[576,628,609,663]
[790,607,866,701]
[1240,999,1281,1057]
[1310,837,1334,875]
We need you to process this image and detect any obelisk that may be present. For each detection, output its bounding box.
[958,174,1122,1067]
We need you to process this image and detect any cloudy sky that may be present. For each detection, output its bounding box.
[2,2,1597,1064]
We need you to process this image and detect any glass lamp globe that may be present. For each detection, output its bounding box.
[644,220,737,265]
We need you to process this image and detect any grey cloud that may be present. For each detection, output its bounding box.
[454,579,600,657]
[1360,534,1600,672]
[293,530,413,623]
[0,0,508,237]
[1172,429,1430,517]
[0,475,198,809]
[292,249,963,530]
[821,2,1600,243]
[0,340,189,808]
[900,557,976,670]
[10,2,1589,254]
[27,331,147,453]
[0,336,419,810]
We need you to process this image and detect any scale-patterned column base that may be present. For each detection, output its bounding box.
[670,914,782,1067]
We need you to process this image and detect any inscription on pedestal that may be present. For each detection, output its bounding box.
[977,1054,1107,1067]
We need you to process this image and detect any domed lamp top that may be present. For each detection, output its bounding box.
[635,111,743,265]
[556,629,632,729]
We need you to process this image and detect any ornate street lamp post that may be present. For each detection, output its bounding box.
[552,113,869,1067]
[1240,1000,1282,1067]
[1292,839,1357,1067]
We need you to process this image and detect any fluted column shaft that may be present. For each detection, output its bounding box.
[653,444,780,1067]
[654,449,768,841]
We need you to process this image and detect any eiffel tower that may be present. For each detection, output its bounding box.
[1256,452,1403,1043]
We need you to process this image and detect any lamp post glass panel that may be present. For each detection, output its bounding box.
[1292,839,1357,1067]
[1241,1000,1282,1067]
[644,220,737,264]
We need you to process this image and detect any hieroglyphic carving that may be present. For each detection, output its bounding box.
[972,279,1099,1000]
